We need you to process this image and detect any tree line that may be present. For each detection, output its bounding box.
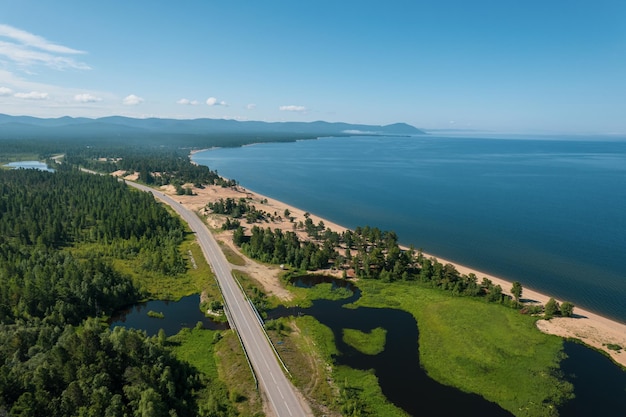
[230,221,575,315]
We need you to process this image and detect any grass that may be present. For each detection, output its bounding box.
[147,310,164,319]
[266,316,338,416]
[217,238,246,266]
[333,366,408,417]
[342,327,387,355]
[279,273,355,308]
[213,330,264,416]
[169,327,220,378]
[169,327,253,416]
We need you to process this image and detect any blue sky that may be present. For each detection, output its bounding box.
[0,1,625,133]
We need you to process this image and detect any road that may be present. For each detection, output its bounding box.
[126,181,311,417]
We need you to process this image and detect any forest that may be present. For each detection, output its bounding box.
[0,161,235,416]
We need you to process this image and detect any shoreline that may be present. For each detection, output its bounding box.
[158,164,626,369]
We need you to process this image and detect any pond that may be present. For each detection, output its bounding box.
[109,294,228,336]
[5,160,54,172]
[559,341,626,416]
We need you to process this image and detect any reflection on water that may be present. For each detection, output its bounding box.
[109,294,228,336]
[558,341,626,416]
[6,160,55,172]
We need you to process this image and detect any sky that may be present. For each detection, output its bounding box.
[0,0,625,133]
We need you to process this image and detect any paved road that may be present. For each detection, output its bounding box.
[126,181,311,417]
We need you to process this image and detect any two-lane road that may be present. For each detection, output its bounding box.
[126,181,311,417]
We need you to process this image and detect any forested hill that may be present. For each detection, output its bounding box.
[0,113,425,142]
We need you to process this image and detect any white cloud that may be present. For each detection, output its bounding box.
[0,86,12,96]
[0,25,90,71]
[177,98,199,105]
[0,24,85,54]
[123,94,144,105]
[206,97,227,106]
[74,93,102,103]
[14,91,48,100]
[279,105,307,112]
[246,103,257,110]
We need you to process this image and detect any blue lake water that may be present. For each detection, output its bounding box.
[193,135,626,323]
[5,160,54,172]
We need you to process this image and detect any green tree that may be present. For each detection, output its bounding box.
[511,281,523,303]
[560,301,575,317]
[544,298,560,318]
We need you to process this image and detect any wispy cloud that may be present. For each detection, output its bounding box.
[206,97,227,106]
[177,98,200,105]
[246,103,257,110]
[123,94,144,105]
[0,86,13,96]
[14,91,48,100]
[279,105,307,112]
[0,24,90,70]
[74,93,102,103]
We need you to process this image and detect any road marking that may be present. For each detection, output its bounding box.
[285,402,293,416]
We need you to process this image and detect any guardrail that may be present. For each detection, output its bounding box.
[231,272,292,378]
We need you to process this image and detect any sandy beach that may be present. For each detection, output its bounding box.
[126,170,626,369]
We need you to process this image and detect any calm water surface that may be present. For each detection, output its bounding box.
[193,135,626,323]
[6,160,54,172]
[109,294,227,336]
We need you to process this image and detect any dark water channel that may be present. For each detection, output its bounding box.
[109,294,228,336]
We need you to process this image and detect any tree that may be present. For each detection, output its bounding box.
[511,281,523,302]
[560,301,575,317]
[544,298,560,318]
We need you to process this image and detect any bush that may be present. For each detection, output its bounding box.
[560,301,575,317]
[544,298,560,319]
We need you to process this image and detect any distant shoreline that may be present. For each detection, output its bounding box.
[180,152,626,368]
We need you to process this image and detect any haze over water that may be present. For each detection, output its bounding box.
[193,135,626,323]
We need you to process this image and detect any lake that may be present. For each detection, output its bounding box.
[5,160,54,172]
[193,135,626,323]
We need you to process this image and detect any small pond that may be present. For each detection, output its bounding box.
[559,341,626,416]
[5,160,54,172]
[109,294,228,336]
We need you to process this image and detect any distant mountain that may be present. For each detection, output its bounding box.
[0,114,425,138]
